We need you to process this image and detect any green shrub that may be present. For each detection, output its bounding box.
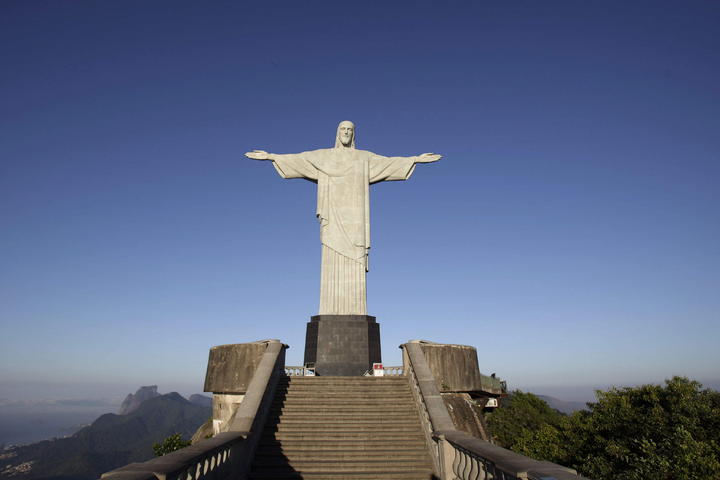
[152,433,191,457]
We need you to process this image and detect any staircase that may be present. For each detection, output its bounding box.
[249,375,435,480]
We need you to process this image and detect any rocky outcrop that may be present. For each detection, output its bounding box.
[118,386,159,415]
[0,393,210,480]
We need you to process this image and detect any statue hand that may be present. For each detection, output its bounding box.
[245,150,271,160]
[416,153,441,163]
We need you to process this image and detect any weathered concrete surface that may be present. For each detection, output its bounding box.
[419,342,483,392]
[304,315,381,376]
[203,341,267,393]
[211,393,244,434]
[441,393,491,441]
[190,418,213,444]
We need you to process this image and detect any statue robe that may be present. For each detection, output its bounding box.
[271,147,417,315]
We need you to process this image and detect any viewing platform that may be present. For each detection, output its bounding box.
[101,340,590,480]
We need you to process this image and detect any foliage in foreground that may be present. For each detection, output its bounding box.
[152,433,192,457]
[486,377,720,480]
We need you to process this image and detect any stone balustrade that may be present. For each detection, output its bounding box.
[435,430,587,480]
[401,341,591,480]
[101,432,245,480]
[101,340,287,480]
[383,365,404,375]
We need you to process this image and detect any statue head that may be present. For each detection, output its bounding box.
[335,120,355,148]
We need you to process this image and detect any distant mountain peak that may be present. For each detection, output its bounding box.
[188,394,212,408]
[536,394,587,414]
[118,386,160,415]
[1,391,211,480]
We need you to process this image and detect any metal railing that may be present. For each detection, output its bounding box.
[401,341,591,480]
[479,373,507,396]
[101,340,287,480]
[285,365,404,376]
[285,365,308,377]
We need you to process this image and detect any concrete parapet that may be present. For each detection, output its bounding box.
[204,341,270,394]
[416,341,483,393]
[202,339,286,435]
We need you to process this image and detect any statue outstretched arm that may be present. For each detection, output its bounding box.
[368,152,441,183]
[414,153,442,163]
[245,150,272,160]
[245,149,320,181]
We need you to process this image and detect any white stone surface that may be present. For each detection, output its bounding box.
[245,121,440,314]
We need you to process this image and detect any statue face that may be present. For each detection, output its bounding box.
[338,122,354,146]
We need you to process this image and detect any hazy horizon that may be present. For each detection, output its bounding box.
[3,375,718,446]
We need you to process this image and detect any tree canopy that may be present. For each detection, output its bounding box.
[486,377,720,480]
[152,433,191,457]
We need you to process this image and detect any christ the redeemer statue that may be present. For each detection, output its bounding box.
[245,121,440,316]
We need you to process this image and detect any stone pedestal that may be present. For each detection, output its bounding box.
[304,315,381,376]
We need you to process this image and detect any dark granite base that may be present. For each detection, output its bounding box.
[303,315,381,376]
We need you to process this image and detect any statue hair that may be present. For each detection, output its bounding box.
[334,121,356,148]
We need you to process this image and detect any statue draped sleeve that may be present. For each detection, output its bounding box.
[271,151,323,182]
[368,154,417,184]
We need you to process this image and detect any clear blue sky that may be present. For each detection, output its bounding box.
[1,1,718,400]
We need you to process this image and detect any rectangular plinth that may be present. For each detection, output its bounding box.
[304,315,381,376]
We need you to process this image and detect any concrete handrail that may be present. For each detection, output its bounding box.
[228,340,285,432]
[401,341,590,480]
[404,342,455,432]
[101,340,287,480]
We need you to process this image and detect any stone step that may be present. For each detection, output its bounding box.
[276,394,411,400]
[261,432,426,442]
[250,375,431,479]
[274,392,412,399]
[278,387,410,393]
[274,397,412,403]
[252,459,431,470]
[266,415,419,423]
[267,416,419,424]
[279,376,407,381]
[278,384,411,388]
[272,400,413,406]
[254,451,429,461]
[269,418,422,426]
[280,378,407,382]
[277,386,411,391]
[280,380,409,385]
[271,410,416,417]
[277,392,411,398]
[248,469,433,480]
[257,440,426,450]
[268,411,416,418]
[269,425,422,434]
[270,404,415,411]
[280,379,408,384]
[270,417,419,426]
